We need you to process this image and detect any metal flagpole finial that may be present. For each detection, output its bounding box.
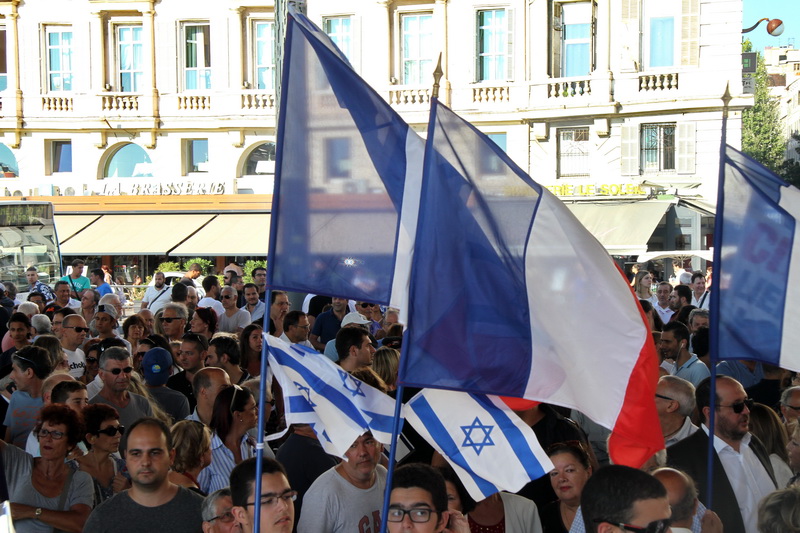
[432,53,443,99]
[721,82,732,116]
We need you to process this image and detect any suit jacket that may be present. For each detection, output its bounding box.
[667,429,776,533]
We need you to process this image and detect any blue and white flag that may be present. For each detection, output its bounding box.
[715,145,800,371]
[268,7,423,309]
[404,389,553,501]
[265,334,400,458]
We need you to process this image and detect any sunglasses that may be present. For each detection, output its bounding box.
[359,303,375,308]
[95,425,125,437]
[221,294,235,300]
[105,366,133,375]
[86,357,98,364]
[718,398,754,414]
[65,326,91,334]
[655,393,674,402]
[162,317,182,323]
[595,520,671,533]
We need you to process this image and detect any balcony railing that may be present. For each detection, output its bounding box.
[178,94,211,110]
[42,96,74,112]
[241,91,275,111]
[102,93,139,112]
[639,73,679,91]
[388,87,431,107]
[548,79,591,98]
[472,85,510,104]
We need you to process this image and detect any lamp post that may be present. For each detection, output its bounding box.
[742,18,784,36]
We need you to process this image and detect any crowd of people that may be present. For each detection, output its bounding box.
[0,258,797,533]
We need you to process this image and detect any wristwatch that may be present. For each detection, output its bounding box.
[35,508,42,518]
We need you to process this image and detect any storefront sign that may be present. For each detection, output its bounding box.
[0,179,234,197]
[545,183,648,197]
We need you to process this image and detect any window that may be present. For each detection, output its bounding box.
[254,21,275,90]
[640,123,675,172]
[244,142,276,175]
[0,144,18,177]
[0,28,7,91]
[52,141,72,173]
[187,139,208,173]
[482,133,507,174]
[643,1,678,69]
[184,24,211,90]
[325,138,351,179]
[104,143,152,178]
[46,28,73,92]
[400,13,433,84]
[323,17,352,60]
[117,25,143,92]
[560,3,592,77]
[557,128,590,178]
[477,9,510,81]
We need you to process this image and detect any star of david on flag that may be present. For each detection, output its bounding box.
[403,388,553,500]
[265,334,399,459]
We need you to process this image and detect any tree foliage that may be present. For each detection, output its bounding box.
[742,47,785,173]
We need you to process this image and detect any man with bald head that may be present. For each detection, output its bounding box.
[656,376,698,447]
[652,468,710,533]
[187,367,231,425]
[137,308,155,336]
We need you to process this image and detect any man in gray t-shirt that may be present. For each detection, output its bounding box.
[84,418,204,533]
[87,347,153,428]
[297,432,386,532]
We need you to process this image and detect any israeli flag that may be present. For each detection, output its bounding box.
[265,335,399,458]
[403,388,553,501]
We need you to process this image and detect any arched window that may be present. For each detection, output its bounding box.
[244,142,276,175]
[0,144,19,177]
[104,143,153,178]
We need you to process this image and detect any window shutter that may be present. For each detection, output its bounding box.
[506,8,514,81]
[550,2,562,77]
[621,124,639,176]
[676,122,696,174]
[681,0,699,67]
[591,2,597,72]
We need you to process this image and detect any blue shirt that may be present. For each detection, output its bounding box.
[716,360,764,388]
[197,432,255,494]
[674,354,711,388]
[95,283,113,296]
[310,309,343,345]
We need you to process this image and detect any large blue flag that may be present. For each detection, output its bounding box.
[399,100,663,468]
[714,145,800,370]
[404,389,553,501]
[268,8,423,306]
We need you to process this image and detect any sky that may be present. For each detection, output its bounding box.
[743,0,800,52]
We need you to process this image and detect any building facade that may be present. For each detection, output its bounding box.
[0,0,746,278]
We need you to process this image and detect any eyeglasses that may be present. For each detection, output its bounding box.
[221,294,234,300]
[718,398,754,414]
[105,366,133,375]
[655,393,674,402]
[162,317,182,323]
[95,425,125,437]
[208,511,235,524]
[387,508,434,523]
[784,405,800,412]
[245,490,297,508]
[86,357,98,364]
[294,324,310,330]
[38,428,65,440]
[593,519,671,533]
[64,326,91,334]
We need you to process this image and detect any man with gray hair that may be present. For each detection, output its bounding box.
[201,488,239,533]
[687,308,709,334]
[30,314,52,337]
[89,346,153,427]
[656,375,698,447]
[780,386,800,424]
[218,286,250,335]
[162,302,189,342]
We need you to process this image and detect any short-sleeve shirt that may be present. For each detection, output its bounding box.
[3,444,93,533]
[83,486,204,533]
[61,275,91,294]
[217,309,252,333]
[310,310,343,345]
[88,392,153,428]
[3,391,43,448]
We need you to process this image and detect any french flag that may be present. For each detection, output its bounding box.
[714,146,800,371]
[398,100,664,467]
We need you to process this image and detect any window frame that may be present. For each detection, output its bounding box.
[186,139,209,174]
[0,26,8,92]
[51,140,73,174]
[559,1,595,78]
[640,123,676,173]
[642,0,680,70]
[322,15,353,61]
[114,23,144,93]
[557,127,590,178]
[398,11,434,85]
[181,22,211,92]
[252,19,276,91]
[44,26,73,93]
[475,8,512,82]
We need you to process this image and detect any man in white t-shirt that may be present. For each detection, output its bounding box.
[197,275,224,317]
[141,272,172,315]
[60,314,88,378]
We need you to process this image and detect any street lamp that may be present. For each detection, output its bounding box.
[742,18,784,36]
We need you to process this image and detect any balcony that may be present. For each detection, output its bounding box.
[42,95,74,112]
[240,91,275,111]
[177,94,211,110]
[102,93,139,112]
[472,85,510,104]
[388,86,431,109]
[547,78,592,98]
[639,73,679,92]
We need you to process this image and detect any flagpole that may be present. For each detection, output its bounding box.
[705,82,731,511]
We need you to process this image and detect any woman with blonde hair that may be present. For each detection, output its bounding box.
[633,270,656,302]
[169,420,212,495]
[33,334,69,374]
[372,346,400,391]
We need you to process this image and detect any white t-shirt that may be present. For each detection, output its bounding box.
[142,285,172,315]
[197,297,224,318]
[63,347,86,378]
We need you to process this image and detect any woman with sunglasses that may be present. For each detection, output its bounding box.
[169,420,212,495]
[540,441,593,533]
[197,384,259,494]
[239,323,263,377]
[190,307,217,338]
[73,404,130,504]
[0,404,93,532]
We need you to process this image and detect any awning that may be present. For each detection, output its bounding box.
[167,214,270,256]
[636,249,714,262]
[565,200,673,256]
[54,214,101,242]
[678,197,717,216]
[60,214,215,255]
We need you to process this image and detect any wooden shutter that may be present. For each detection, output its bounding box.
[621,123,639,176]
[676,122,696,174]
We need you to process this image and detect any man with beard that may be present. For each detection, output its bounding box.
[141,272,172,315]
[667,376,776,533]
[83,418,204,533]
[660,322,708,388]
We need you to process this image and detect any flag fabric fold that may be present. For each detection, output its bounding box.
[268,7,422,307]
[265,334,400,458]
[715,145,800,371]
[398,100,663,467]
[404,388,554,501]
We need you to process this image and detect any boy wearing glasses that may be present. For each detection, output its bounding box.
[230,457,295,533]
[387,463,463,533]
